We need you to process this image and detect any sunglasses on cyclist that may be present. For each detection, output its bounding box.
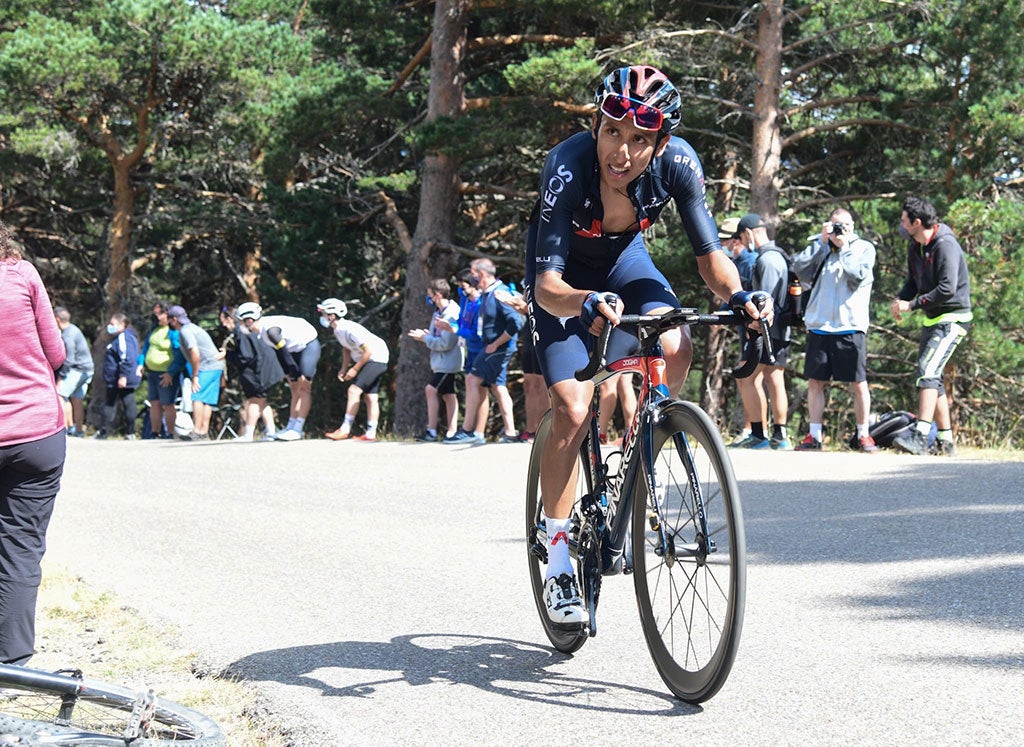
[599,93,664,132]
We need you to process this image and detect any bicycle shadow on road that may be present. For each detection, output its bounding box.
[739,458,1024,654]
[223,633,697,716]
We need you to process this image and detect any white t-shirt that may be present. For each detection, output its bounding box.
[332,320,389,364]
[258,315,318,352]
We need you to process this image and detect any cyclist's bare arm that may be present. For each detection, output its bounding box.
[535,270,624,332]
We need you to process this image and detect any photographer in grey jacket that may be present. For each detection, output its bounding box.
[791,208,877,452]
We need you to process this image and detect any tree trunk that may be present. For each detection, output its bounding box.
[749,0,784,231]
[105,161,136,316]
[392,0,469,436]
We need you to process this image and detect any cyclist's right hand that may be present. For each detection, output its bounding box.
[729,290,773,330]
[580,291,622,336]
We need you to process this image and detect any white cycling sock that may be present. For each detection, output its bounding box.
[544,515,574,580]
[810,423,823,441]
[365,421,377,439]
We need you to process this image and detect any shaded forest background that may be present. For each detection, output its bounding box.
[1,0,1021,447]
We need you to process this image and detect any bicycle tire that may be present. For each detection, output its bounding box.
[631,401,746,703]
[0,664,225,746]
[525,410,589,654]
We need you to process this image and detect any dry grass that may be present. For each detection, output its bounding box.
[31,563,288,747]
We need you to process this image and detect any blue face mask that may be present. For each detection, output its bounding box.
[106,324,118,335]
[897,224,912,241]
[425,293,436,308]
[457,287,467,301]
[318,316,330,328]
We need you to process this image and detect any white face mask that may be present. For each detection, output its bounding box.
[106,324,119,335]
[319,316,330,328]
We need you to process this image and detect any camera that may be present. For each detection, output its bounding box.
[830,221,847,236]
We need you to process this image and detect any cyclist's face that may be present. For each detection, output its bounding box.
[595,116,666,188]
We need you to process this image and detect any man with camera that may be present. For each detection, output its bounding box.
[791,208,877,451]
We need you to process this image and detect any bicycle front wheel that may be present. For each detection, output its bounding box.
[631,401,746,703]
[525,410,589,654]
[0,663,225,746]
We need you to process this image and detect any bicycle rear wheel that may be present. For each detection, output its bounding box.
[0,663,225,746]
[525,411,589,654]
[632,401,746,702]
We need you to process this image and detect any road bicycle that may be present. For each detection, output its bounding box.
[526,301,769,703]
[0,663,225,745]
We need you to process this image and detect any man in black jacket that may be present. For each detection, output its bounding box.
[890,195,972,456]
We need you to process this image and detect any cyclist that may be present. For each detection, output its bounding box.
[524,65,769,625]
[239,303,321,441]
[318,298,390,442]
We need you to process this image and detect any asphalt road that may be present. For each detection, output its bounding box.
[45,437,1023,745]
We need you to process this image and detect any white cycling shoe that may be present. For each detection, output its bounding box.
[544,573,587,626]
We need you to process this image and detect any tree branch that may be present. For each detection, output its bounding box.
[386,34,432,96]
[782,118,925,148]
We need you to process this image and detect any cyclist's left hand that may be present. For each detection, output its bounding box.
[580,291,623,336]
[730,290,774,332]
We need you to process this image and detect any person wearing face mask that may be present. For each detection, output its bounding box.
[890,195,972,456]
[96,312,141,439]
[318,298,390,442]
[791,208,877,452]
[407,279,464,442]
[730,212,792,450]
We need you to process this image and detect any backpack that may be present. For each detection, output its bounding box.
[869,410,916,448]
[760,245,829,328]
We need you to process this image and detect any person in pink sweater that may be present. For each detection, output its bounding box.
[0,220,67,665]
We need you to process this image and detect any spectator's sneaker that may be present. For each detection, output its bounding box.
[543,573,586,626]
[275,429,302,441]
[465,433,487,445]
[734,434,770,450]
[856,435,879,453]
[517,431,535,444]
[728,432,752,447]
[770,435,792,450]
[930,439,956,457]
[442,430,472,444]
[355,434,376,442]
[261,433,278,442]
[414,430,438,442]
[795,434,822,451]
[498,434,520,444]
[598,432,609,445]
[181,431,208,442]
[92,431,108,440]
[893,429,929,455]
[324,428,350,441]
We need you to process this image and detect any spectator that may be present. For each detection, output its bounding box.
[0,219,67,666]
[162,305,224,441]
[241,305,321,441]
[718,217,756,445]
[96,312,141,440]
[792,208,878,452]
[443,258,524,445]
[319,298,390,442]
[136,301,179,440]
[730,213,792,450]
[52,306,94,438]
[496,285,549,443]
[220,304,283,441]
[890,195,972,456]
[408,279,463,442]
[436,268,487,437]
[597,375,637,447]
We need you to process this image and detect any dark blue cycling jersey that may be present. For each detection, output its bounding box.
[524,131,722,386]
[527,131,720,283]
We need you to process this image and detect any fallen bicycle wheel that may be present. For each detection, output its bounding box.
[0,663,225,746]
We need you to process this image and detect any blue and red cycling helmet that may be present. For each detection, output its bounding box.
[594,65,682,133]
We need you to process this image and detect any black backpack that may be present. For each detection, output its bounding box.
[869,410,917,448]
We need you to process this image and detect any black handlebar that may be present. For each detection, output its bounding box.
[574,302,772,382]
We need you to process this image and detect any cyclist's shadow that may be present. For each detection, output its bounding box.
[224,633,696,716]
